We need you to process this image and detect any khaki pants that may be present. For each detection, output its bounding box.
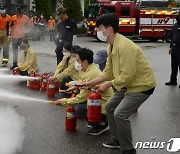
[105,88,151,151]
[0,30,9,59]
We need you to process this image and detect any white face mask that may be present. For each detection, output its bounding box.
[97,30,107,42]
[0,9,6,14]
[74,60,82,71]
[63,52,71,57]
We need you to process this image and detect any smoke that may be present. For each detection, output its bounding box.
[0,107,25,154]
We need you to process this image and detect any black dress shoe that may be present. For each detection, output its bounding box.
[179,85,180,88]
[165,81,177,86]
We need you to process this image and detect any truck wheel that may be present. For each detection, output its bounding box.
[165,31,172,43]
[148,38,159,42]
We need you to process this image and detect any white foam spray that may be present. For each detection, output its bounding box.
[0,90,49,103]
[0,74,39,81]
[0,68,9,72]
[0,106,25,154]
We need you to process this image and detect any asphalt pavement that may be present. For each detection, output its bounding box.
[0,36,180,154]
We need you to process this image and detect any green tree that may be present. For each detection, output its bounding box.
[84,0,96,18]
[32,0,52,20]
[63,0,83,22]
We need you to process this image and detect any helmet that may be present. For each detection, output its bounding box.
[56,5,67,18]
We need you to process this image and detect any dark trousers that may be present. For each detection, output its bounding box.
[60,76,72,91]
[59,76,72,98]
[170,46,180,82]
[55,42,64,65]
[49,30,54,41]
[20,71,28,86]
[12,38,24,64]
[20,71,28,76]
[74,102,87,119]
[74,102,108,127]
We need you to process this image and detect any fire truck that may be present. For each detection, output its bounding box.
[86,0,114,35]
[86,0,177,42]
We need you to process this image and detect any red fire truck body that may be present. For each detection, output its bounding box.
[86,0,177,42]
[86,0,113,35]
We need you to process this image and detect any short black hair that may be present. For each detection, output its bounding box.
[0,3,6,9]
[21,38,30,47]
[77,48,93,64]
[16,5,23,10]
[96,13,119,33]
[71,45,81,54]
[63,42,72,51]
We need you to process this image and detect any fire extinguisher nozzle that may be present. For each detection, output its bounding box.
[48,100,55,104]
[59,90,66,93]
[65,83,72,87]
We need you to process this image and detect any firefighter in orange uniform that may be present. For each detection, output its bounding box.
[9,5,34,70]
[0,4,11,67]
[48,16,56,41]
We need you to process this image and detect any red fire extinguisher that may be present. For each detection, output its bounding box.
[13,69,20,75]
[33,71,41,90]
[87,91,102,123]
[28,72,35,89]
[46,80,56,98]
[55,81,60,92]
[40,72,49,91]
[65,106,76,131]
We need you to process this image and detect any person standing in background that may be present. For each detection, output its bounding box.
[165,10,180,88]
[0,4,11,67]
[9,5,33,70]
[38,14,46,41]
[31,16,39,41]
[55,6,77,65]
[48,16,56,41]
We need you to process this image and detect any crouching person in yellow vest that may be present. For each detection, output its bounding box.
[13,38,38,76]
[48,42,81,97]
[53,48,114,135]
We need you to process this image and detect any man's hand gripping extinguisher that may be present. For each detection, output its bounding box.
[13,69,20,75]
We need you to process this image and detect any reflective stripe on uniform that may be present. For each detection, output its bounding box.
[2,58,8,62]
